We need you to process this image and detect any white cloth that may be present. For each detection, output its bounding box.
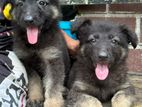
[0,51,28,107]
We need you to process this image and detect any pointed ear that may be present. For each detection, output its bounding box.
[71,18,92,34]
[120,25,138,48]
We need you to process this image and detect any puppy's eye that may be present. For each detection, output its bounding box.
[112,39,119,45]
[88,38,96,43]
[38,0,49,6]
[94,34,99,39]
[91,39,96,42]
[88,34,97,43]
[17,1,24,6]
[109,34,114,39]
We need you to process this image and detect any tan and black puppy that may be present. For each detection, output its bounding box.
[66,19,137,107]
[12,0,70,107]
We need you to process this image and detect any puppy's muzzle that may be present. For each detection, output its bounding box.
[24,15,34,24]
[98,51,109,61]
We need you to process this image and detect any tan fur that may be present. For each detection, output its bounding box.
[112,90,135,107]
[44,75,64,107]
[134,104,142,107]
[120,47,127,60]
[44,96,64,107]
[50,6,59,19]
[41,46,61,60]
[73,81,95,91]
[80,45,85,56]
[28,72,43,102]
[78,98,102,107]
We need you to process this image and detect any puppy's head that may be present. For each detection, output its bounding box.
[12,0,61,44]
[72,19,138,80]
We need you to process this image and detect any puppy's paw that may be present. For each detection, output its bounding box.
[111,90,135,107]
[79,95,103,107]
[26,99,43,107]
[79,97,103,107]
[44,98,64,107]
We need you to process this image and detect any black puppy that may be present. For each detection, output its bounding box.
[12,0,70,107]
[66,19,137,107]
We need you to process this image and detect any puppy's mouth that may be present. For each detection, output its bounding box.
[26,26,39,44]
[95,63,109,81]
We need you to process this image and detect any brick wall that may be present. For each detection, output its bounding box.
[76,3,142,72]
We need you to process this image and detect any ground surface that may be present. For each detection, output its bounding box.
[128,72,142,107]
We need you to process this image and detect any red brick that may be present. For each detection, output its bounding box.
[77,3,142,13]
[77,4,106,13]
[127,49,142,72]
[110,3,142,13]
[140,18,142,43]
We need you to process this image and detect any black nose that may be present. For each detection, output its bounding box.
[24,15,33,24]
[98,51,108,60]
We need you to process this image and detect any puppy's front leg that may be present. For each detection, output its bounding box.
[26,71,44,107]
[43,59,65,107]
[111,87,135,107]
[66,85,103,107]
[44,88,64,107]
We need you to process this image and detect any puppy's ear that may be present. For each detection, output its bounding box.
[71,18,92,34]
[120,25,138,48]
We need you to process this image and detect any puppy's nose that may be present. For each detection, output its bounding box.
[98,51,108,60]
[24,15,33,24]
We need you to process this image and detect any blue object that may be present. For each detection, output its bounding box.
[59,21,77,40]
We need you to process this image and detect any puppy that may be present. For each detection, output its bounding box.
[12,0,70,107]
[66,19,137,107]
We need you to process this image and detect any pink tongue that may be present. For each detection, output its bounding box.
[95,64,109,80]
[27,27,39,44]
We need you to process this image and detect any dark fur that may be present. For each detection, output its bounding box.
[66,19,137,107]
[12,0,70,107]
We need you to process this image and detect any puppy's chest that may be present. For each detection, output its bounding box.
[17,45,62,59]
[23,47,60,73]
